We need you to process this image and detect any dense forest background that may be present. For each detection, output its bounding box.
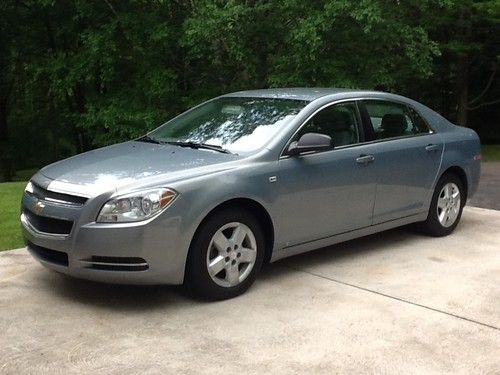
[1,0,499,181]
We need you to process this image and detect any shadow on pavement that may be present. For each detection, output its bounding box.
[32,270,192,311]
[32,226,418,310]
[273,226,416,271]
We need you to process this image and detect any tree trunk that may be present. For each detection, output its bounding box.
[73,82,90,152]
[0,99,13,182]
[455,53,469,127]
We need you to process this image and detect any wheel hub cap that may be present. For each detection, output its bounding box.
[206,222,257,288]
[437,182,461,228]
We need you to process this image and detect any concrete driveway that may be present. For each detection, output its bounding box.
[0,206,499,374]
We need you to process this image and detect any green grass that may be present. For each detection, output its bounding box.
[481,145,500,162]
[0,182,26,251]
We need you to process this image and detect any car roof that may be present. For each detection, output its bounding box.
[223,88,455,133]
[222,88,378,101]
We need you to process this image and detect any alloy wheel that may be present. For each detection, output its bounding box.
[436,182,461,228]
[206,222,257,288]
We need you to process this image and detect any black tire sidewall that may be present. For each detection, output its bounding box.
[185,208,265,300]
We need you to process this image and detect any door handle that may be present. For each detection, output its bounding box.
[356,154,375,164]
[425,144,439,152]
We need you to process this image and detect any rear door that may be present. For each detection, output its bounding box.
[361,100,443,224]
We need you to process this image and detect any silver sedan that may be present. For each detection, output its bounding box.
[21,88,481,299]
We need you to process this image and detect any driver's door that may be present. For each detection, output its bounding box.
[274,101,378,247]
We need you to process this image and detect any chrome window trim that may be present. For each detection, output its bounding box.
[280,98,364,158]
[280,132,437,160]
[361,97,435,135]
[279,97,436,159]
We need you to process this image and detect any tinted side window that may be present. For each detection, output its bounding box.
[407,106,431,133]
[294,102,361,147]
[364,100,429,140]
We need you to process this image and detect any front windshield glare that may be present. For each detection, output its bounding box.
[149,97,308,153]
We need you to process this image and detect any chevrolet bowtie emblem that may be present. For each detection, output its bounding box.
[32,200,45,215]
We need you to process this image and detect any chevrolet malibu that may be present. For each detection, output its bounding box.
[21,88,481,300]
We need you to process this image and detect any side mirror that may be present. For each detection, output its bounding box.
[287,133,332,156]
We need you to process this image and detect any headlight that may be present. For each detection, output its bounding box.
[97,188,177,223]
[25,181,34,193]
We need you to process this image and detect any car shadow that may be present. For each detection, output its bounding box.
[34,271,194,311]
[36,226,425,310]
[271,226,421,272]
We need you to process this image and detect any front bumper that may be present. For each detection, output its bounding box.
[21,185,189,285]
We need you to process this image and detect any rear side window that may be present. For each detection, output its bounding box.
[364,100,430,140]
[407,106,431,134]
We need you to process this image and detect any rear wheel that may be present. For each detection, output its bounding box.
[185,208,265,300]
[420,173,465,236]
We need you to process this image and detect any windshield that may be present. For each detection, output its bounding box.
[148,97,308,153]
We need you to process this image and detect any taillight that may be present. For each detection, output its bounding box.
[473,154,481,161]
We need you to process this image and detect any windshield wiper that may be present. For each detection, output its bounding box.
[136,135,165,144]
[166,141,233,154]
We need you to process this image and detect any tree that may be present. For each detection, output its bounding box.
[0,1,22,180]
[427,0,500,126]
[0,0,498,181]
[180,1,440,91]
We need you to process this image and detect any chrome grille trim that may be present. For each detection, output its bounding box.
[22,208,73,235]
[80,256,149,271]
[21,212,71,238]
[29,182,88,207]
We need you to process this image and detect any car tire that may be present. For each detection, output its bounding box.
[419,173,465,237]
[185,208,265,300]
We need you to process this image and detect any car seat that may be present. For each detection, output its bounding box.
[380,113,407,138]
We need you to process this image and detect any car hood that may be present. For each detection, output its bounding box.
[37,141,242,196]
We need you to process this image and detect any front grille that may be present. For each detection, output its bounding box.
[27,242,69,267]
[23,209,73,235]
[81,256,149,272]
[30,183,88,206]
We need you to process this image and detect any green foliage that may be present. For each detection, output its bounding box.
[0,0,498,178]
[12,169,39,182]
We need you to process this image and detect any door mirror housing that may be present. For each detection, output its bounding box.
[287,133,332,156]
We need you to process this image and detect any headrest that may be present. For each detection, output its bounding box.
[314,110,351,131]
[381,113,407,132]
[330,111,351,131]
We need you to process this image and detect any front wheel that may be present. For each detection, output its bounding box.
[420,173,465,237]
[185,208,265,300]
